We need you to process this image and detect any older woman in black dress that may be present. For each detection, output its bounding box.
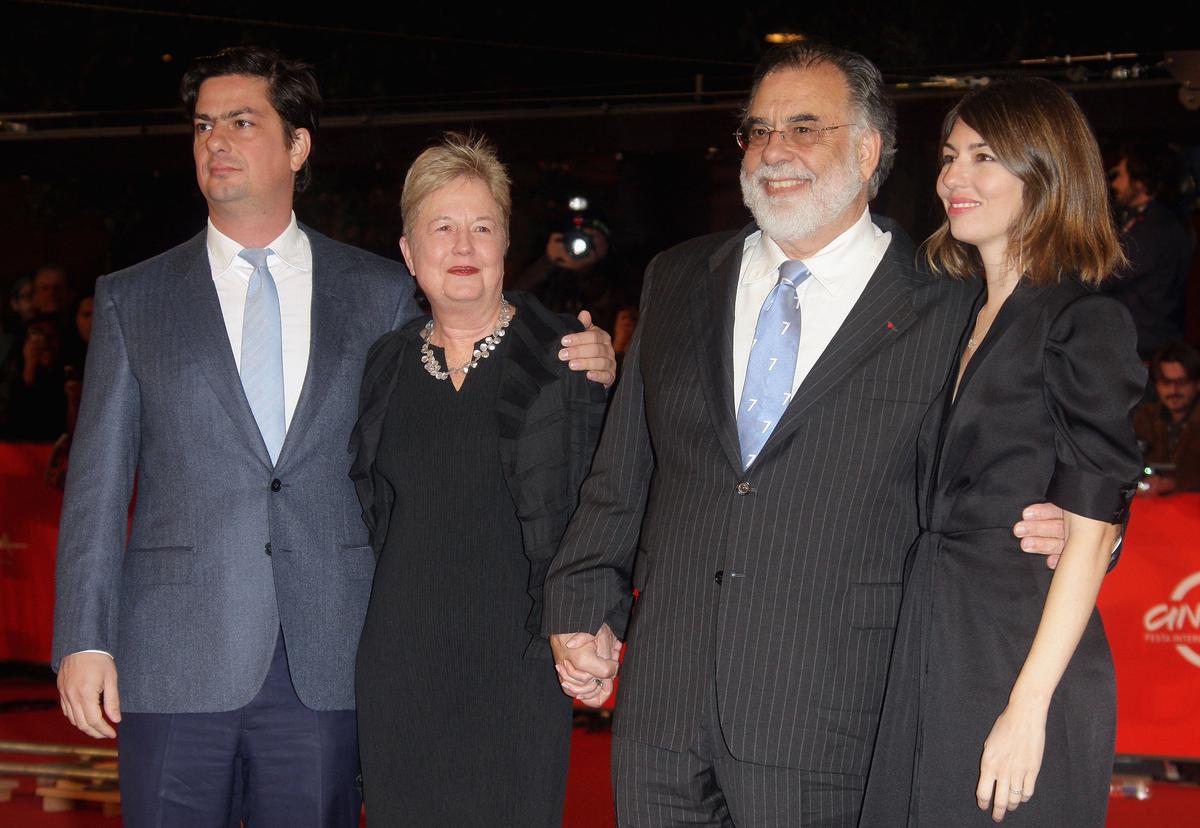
[349,133,611,825]
[861,80,1144,826]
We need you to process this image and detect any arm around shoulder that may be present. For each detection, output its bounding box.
[542,265,660,642]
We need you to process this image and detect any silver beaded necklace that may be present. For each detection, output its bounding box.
[419,298,514,380]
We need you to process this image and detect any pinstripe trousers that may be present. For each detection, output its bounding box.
[612,673,865,827]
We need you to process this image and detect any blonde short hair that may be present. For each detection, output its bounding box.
[400,131,512,239]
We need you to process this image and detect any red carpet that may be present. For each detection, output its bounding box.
[2,672,1196,826]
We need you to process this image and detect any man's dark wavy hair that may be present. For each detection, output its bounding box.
[180,46,321,192]
[1152,341,1200,383]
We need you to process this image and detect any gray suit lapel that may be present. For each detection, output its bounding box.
[277,229,353,467]
[174,236,274,468]
[690,227,748,475]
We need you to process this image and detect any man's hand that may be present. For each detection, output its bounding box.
[550,623,622,708]
[560,310,617,387]
[57,652,121,739]
[1013,503,1065,569]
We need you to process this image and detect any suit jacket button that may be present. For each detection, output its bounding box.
[714,569,724,585]
[270,478,282,492]
[735,481,752,495]
[264,542,272,556]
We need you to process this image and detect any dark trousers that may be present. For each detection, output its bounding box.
[612,678,865,827]
[117,633,360,828]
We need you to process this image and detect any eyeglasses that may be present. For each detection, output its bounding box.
[734,123,858,151]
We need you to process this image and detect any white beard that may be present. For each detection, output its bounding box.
[740,152,864,247]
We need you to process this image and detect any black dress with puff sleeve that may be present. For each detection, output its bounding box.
[861,279,1145,827]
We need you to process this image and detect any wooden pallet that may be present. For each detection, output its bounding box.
[36,772,120,816]
[0,740,120,816]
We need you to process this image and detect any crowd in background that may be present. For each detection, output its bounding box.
[2,144,1198,493]
[1,266,93,457]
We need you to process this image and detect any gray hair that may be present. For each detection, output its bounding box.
[744,42,897,199]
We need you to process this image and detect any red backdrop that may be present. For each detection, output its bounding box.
[0,443,62,663]
[2,444,1197,758]
[1098,493,1200,759]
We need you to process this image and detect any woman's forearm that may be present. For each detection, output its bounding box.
[1008,512,1119,708]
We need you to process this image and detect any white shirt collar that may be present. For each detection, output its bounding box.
[744,207,884,295]
[207,212,311,279]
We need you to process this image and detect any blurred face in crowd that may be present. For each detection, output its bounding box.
[738,63,879,258]
[192,74,310,228]
[10,279,34,322]
[26,318,61,367]
[33,267,70,314]
[76,296,94,344]
[1156,361,1199,421]
[1109,159,1147,209]
[399,176,507,317]
[613,306,639,353]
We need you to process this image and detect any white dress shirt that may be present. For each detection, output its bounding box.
[732,208,891,409]
[207,213,313,429]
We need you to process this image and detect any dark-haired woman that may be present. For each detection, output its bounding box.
[861,79,1144,826]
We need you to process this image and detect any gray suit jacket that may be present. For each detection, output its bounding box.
[51,226,417,713]
[543,221,978,775]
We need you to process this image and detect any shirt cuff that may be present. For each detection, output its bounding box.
[73,650,114,660]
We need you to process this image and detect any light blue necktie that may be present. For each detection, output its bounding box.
[238,247,285,464]
[736,259,811,470]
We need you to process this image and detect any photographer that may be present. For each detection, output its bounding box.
[512,211,621,335]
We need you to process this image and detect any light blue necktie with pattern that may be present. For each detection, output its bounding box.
[238,247,285,464]
[736,259,811,470]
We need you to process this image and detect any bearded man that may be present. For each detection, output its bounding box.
[543,41,1066,827]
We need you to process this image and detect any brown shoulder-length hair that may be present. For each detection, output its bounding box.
[923,78,1125,286]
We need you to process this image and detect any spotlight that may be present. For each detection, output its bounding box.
[765,32,807,44]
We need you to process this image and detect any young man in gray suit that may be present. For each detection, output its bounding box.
[51,46,615,826]
[544,42,1066,826]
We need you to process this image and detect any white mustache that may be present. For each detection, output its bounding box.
[747,162,816,187]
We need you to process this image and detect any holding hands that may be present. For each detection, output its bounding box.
[550,623,622,708]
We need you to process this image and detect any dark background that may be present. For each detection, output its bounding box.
[1,0,1196,293]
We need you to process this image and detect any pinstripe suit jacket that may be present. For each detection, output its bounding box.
[543,220,978,775]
